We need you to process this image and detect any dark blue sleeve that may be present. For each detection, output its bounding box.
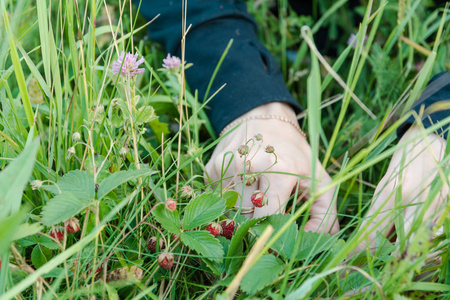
[397,71,450,139]
[135,0,302,135]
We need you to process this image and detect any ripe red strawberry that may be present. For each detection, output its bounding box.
[158,252,174,270]
[220,219,237,240]
[165,198,177,211]
[206,222,222,237]
[66,217,80,233]
[147,236,164,253]
[49,227,65,241]
[251,190,268,208]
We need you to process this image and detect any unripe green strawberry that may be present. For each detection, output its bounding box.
[251,190,268,208]
[237,145,249,157]
[180,186,194,198]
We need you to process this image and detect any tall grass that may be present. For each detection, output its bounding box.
[0,0,449,299]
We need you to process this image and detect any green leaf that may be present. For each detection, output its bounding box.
[148,118,170,144]
[31,245,52,269]
[296,231,337,260]
[41,192,89,226]
[180,230,224,262]
[152,204,181,234]
[253,214,298,259]
[0,210,25,255]
[226,217,263,270]
[223,190,239,209]
[41,170,95,202]
[0,139,39,218]
[98,168,156,199]
[13,223,43,241]
[182,192,225,230]
[240,255,285,294]
[135,105,157,124]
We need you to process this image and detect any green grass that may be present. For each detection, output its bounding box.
[0,0,449,299]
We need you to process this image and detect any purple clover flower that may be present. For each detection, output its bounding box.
[111,51,145,77]
[347,33,368,49]
[162,53,181,71]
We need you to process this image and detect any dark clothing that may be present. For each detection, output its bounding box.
[136,0,450,137]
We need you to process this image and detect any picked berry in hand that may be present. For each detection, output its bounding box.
[251,190,268,208]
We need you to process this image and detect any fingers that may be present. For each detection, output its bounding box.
[353,175,398,253]
[300,166,339,235]
[253,169,297,218]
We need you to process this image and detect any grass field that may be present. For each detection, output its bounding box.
[0,0,450,299]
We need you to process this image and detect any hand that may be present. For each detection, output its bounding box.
[354,126,448,253]
[205,102,339,234]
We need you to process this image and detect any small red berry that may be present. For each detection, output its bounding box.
[147,236,164,253]
[206,222,223,237]
[49,227,65,241]
[251,190,268,208]
[220,219,237,240]
[158,252,174,270]
[165,198,177,211]
[66,217,80,233]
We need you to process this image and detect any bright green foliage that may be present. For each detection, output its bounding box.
[182,192,225,230]
[42,170,95,201]
[97,168,156,199]
[240,255,285,294]
[41,192,89,226]
[152,204,182,234]
[180,230,224,262]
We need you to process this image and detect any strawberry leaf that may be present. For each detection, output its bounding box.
[41,192,89,226]
[180,230,224,262]
[41,170,95,201]
[222,190,239,209]
[152,204,181,234]
[182,192,225,230]
[240,255,285,295]
[97,168,156,199]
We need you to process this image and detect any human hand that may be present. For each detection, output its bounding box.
[205,102,339,234]
[354,126,448,253]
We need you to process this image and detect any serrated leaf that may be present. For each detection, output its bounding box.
[0,210,25,255]
[180,230,224,262]
[98,168,156,199]
[240,255,285,294]
[13,223,43,241]
[253,214,298,259]
[296,231,337,260]
[226,217,263,270]
[41,170,94,201]
[152,204,181,234]
[223,190,239,209]
[182,193,225,230]
[0,139,39,218]
[38,235,60,250]
[31,245,52,269]
[41,192,89,226]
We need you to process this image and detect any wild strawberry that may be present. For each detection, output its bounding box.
[49,227,65,241]
[72,132,81,142]
[254,133,263,141]
[241,173,257,186]
[251,190,268,208]
[237,145,249,157]
[30,180,43,190]
[206,222,222,237]
[165,198,177,211]
[265,145,275,153]
[147,236,164,253]
[220,219,237,240]
[66,217,80,233]
[180,186,194,199]
[158,252,174,270]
